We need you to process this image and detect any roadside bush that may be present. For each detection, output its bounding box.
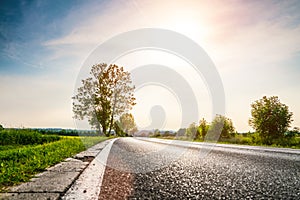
[218,132,299,148]
[250,132,262,145]
[153,129,161,137]
[218,135,250,145]
[239,137,252,145]
[233,135,253,145]
[272,136,300,148]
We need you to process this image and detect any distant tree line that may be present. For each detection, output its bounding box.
[151,96,299,147]
[0,124,4,131]
[0,127,100,137]
[37,128,98,136]
[183,115,236,141]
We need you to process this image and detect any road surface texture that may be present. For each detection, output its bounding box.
[99,138,300,199]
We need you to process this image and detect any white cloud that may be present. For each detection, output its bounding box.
[42,0,300,70]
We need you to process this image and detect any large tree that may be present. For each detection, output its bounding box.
[249,96,293,144]
[72,63,136,136]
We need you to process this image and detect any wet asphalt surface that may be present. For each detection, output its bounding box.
[99,138,300,199]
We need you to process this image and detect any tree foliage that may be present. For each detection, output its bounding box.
[72,63,136,136]
[118,113,137,135]
[113,121,126,137]
[249,96,293,144]
[209,115,235,139]
[0,124,4,131]
[177,128,186,137]
[185,122,199,140]
[199,118,208,139]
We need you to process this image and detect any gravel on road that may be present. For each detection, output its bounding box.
[99,138,300,199]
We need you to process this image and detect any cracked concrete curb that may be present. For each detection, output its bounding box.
[0,138,115,200]
[61,138,117,200]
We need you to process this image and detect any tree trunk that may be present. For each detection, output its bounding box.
[108,115,114,135]
[103,126,109,137]
[108,92,118,135]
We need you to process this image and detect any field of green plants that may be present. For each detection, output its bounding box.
[216,133,300,149]
[0,129,109,191]
[153,131,300,149]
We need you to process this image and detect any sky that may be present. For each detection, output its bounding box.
[0,0,300,132]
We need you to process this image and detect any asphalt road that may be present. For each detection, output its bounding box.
[98,138,300,199]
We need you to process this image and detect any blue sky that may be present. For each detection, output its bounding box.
[1,0,66,72]
[0,0,300,132]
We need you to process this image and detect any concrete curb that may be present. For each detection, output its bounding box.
[61,138,117,200]
[0,138,114,200]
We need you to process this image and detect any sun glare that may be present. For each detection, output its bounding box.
[161,15,209,43]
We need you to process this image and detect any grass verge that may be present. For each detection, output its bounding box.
[152,135,300,149]
[0,136,110,191]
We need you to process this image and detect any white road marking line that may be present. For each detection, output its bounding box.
[62,138,118,200]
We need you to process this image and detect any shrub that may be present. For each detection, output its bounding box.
[239,137,253,145]
[250,132,262,145]
[209,115,235,140]
[272,136,300,148]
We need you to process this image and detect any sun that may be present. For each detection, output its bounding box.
[160,15,209,42]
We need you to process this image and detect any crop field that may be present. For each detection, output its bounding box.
[0,129,109,191]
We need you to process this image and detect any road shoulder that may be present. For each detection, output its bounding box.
[0,138,114,200]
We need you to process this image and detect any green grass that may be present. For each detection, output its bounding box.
[0,135,110,191]
[217,135,300,149]
[152,134,300,149]
[80,136,112,147]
